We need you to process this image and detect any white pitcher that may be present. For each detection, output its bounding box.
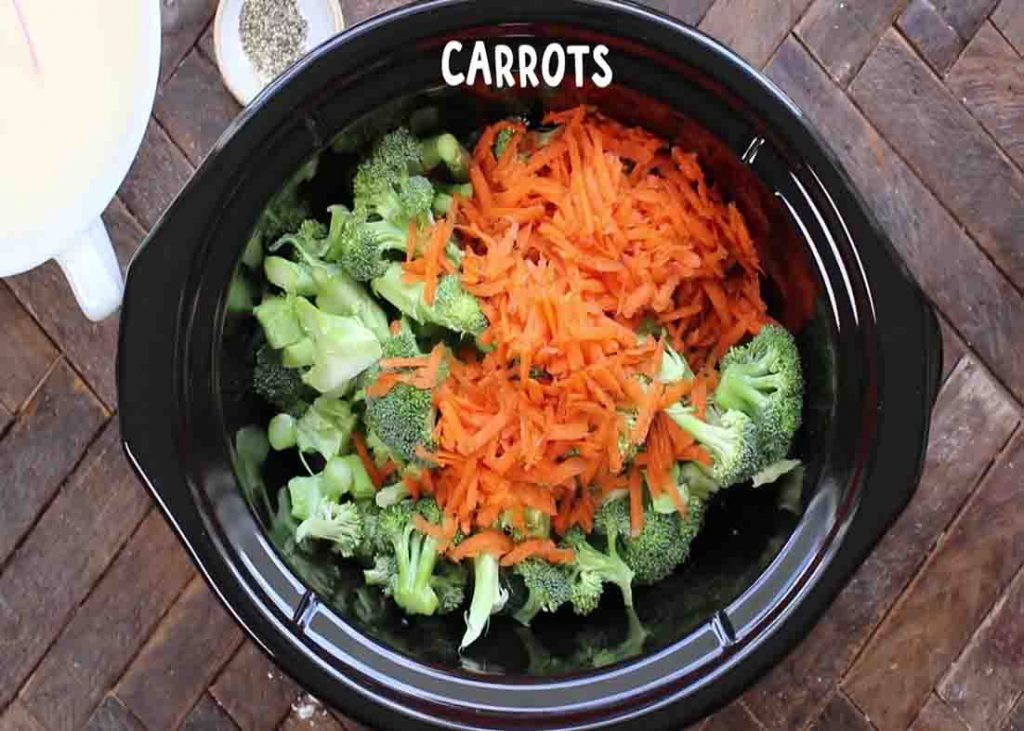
[0,0,161,321]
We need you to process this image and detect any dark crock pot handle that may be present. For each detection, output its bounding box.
[922,300,943,406]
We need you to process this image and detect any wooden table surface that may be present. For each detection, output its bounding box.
[3,0,1024,729]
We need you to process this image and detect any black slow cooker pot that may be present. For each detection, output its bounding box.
[118,1,942,728]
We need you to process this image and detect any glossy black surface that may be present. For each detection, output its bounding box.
[118,1,942,728]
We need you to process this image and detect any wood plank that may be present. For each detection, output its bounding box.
[0,360,107,565]
[338,0,407,25]
[993,0,1024,55]
[796,0,904,85]
[160,0,217,84]
[116,118,194,231]
[155,50,241,166]
[932,0,1001,39]
[20,510,195,730]
[947,23,1024,170]
[182,694,242,731]
[198,22,216,62]
[897,0,964,73]
[743,353,1019,729]
[0,284,56,414]
[211,641,301,731]
[701,701,763,731]
[808,694,874,731]
[280,701,348,731]
[638,0,716,24]
[911,694,970,731]
[850,30,1024,290]
[115,576,244,730]
[938,314,968,382]
[844,429,1024,730]
[6,197,145,410]
[699,0,813,67]
[84,696,146,731]
[0,700,47,731]
[764,35,1024,401]
[0,419,149,707]
[1005,695,1024,731]
[938,568,1024,730]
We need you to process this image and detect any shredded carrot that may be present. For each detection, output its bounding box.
[499,539,576,566]
[388,106,771,546]
[352,433,383,489]
[447,529,514,562]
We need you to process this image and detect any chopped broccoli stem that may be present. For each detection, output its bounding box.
[254,296,303,350]
[460,551,508,650]
[294,298,382,393]
[562,526,634,609]
[371,263,487,337]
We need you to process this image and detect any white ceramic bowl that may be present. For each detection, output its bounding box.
[213,0,345,106]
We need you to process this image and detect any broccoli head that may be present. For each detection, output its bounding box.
[568,567,604,616]
[431,561,468,614]
[295,499,363,557]
[372,263,488,337]
[364,379,435,463]
[253,345,308,416]
[597,494,706,585]
[512,558,573,626]
[372,498,452,616]
[664,403,760,487]
[561,525,634,610]
[715,324,804,464]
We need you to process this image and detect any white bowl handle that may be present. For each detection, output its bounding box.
[55,217,124,321]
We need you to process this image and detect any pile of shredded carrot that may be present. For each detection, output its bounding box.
[397,106,770,561]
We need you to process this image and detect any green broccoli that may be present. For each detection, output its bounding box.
[715,324,804,464]
[664,403,760,487]
[432,183,473,216]
[371,262,488,337]
[561,525,634,610]
[374,481,411,508]
[431,561,468,614]
[460,550,509,650]
[295,499,363,557]
[493,127,518,159]
[357,127,471,190]
[253,345,308,416]
[270,396,358,460]
[338,218,410,282]
[364,380,435,463]
[513,559,573,626]
[595,493,706,585]
[374,498,451,616]
[675,461,722,501]
[254,295,304,350]
[364,553,398,594]
[357,173,435,225]
[568,567,604,616]
[293,297,382,393]
[380,317,421,358]
[269,218,330,261]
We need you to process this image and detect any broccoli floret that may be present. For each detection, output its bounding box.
[358,174,435,225]
[372,263,488,337]
[664,403,760,487]
[432,561,468,614]
[364,380,435,463]
[253,345,308,416]
[460,551,509,650]
[373,498,451,616]
[359,127,471,187]
[364,552,398,593]
[309,266,390,341]
[513,559,573,626]
[493,127,517,159]
[294,298,382,393]
[295,499,363,557]
[374,481,411,508]
[569,568,604,616]
[676,461,721,501]
[381,318,421,359]
[715,324,804,464]
[562,526,634,610]
[580,607,650,669]
[269,218,330,261]
[597,494,706,585]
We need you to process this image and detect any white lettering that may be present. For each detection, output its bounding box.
[566,45,589,87]
[541,44,566,86]
[466,41,492,86]
[592,44,612,88]
[494,44,515,88]
[441,40,464,86]
[518,45,540,88]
